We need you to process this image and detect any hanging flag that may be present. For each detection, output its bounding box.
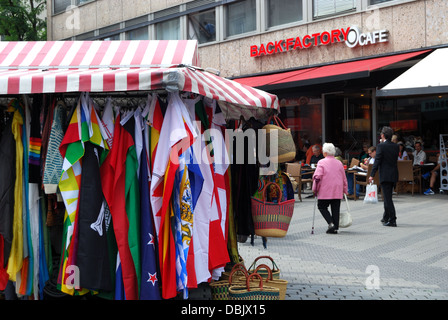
[6,100,24,282]
[150,92,196,299]
[193,99,229,280]
[37,195,49,299]
[173,152,193,298]
[0,116,16,291]
[147,93,164,172]
[206,100,230,279]
[101,113,139,300]
[183,98,213,286]
[58,94,90,295]
[75,96,113,293]
[114,254,125,300]
[76,142,113,292]
[123,115,142,297]
[100,97,115,150]
[139,133,161,300]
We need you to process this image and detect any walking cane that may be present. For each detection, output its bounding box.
[311,192,317,234]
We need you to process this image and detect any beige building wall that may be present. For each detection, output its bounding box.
[47,0,448,78]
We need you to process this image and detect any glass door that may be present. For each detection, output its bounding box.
[324,92,372,160]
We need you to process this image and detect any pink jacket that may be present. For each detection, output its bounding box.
[312,156,348,199]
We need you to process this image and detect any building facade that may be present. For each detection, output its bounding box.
[47,0,448,159]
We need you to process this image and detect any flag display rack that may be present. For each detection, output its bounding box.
[0,40,281,300]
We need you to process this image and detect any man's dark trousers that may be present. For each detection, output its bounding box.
[381,182,396,223]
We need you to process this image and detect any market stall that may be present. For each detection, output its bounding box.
[0,40,280,300]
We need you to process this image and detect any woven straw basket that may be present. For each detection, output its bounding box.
[251,182,294,238]
[250,264,288,300]
[263,115,296,164]
[209,264,248,300]
[248,256,281,280]
[229,273,280,300]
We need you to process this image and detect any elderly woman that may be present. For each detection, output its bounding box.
[312,143,348,234]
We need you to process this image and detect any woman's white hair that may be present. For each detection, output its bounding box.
[322,142,336,156]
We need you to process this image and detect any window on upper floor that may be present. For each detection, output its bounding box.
[188,9,216,44]
[53,0,95,15]
[226,0,257,38]
[267,0,303,29]
[53,0,72,14]
[369,0,393,4]
[313,0,356,19]
[126,27,149,40]
[155,18,181,40]
[76,0,93,5]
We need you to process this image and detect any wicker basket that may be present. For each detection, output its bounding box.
[248,255,281,280]
[229,273,280,300]
[263,115,296,164]
[252,264,288,300]
[221,257,245,280]
[251,182,295,238]
[209,264,248,300]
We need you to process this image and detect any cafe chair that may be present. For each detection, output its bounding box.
[285,162,313,202]
[412,165,422,194]
[285,162,301,194]
[397,160,417,195]
[349,158,360,169]
[298,165,314,202]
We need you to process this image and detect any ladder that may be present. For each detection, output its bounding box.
[439,134,448,193]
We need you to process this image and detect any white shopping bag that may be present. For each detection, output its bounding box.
[339,194,352,228]
[364,183,378,204]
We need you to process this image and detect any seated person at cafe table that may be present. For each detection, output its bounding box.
[310,145,324,166]
[302,145,324,190]
[412,141,435,190]
[423,153,442,195]
[412,141,426,165]
[347,146,376,198]
[397,141,408,160]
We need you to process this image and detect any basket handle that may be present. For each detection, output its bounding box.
[254,264,274,282]
[267,115,287,130]
[249,255,280,273]
[246,273,263,292]
[262,182,283,203]
[228,263,248,285]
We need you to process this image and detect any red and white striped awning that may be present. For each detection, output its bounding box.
[0,40,279,116]
[0,40,199,69]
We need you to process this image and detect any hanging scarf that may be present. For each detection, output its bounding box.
[6,100,24,282]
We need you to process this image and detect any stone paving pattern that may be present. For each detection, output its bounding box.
[235,192,448,300]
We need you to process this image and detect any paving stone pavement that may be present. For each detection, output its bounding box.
[236,191,448,300]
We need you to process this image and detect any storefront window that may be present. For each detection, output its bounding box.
[377,95,448,152]
[325,93,372,159]
[313,0,356,19]
[267,0,303,28]
[125,27,148,40]
[278,96,322,157]
[188,9,216,44]
[156,18,181,40]
[226,0,256,37]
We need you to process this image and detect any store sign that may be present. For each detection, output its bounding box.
[421,98,448,112]
[250,26,389,57]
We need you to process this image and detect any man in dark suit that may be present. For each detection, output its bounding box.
[369,126,399,227]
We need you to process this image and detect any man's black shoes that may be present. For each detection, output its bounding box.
[383,221,397,227]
